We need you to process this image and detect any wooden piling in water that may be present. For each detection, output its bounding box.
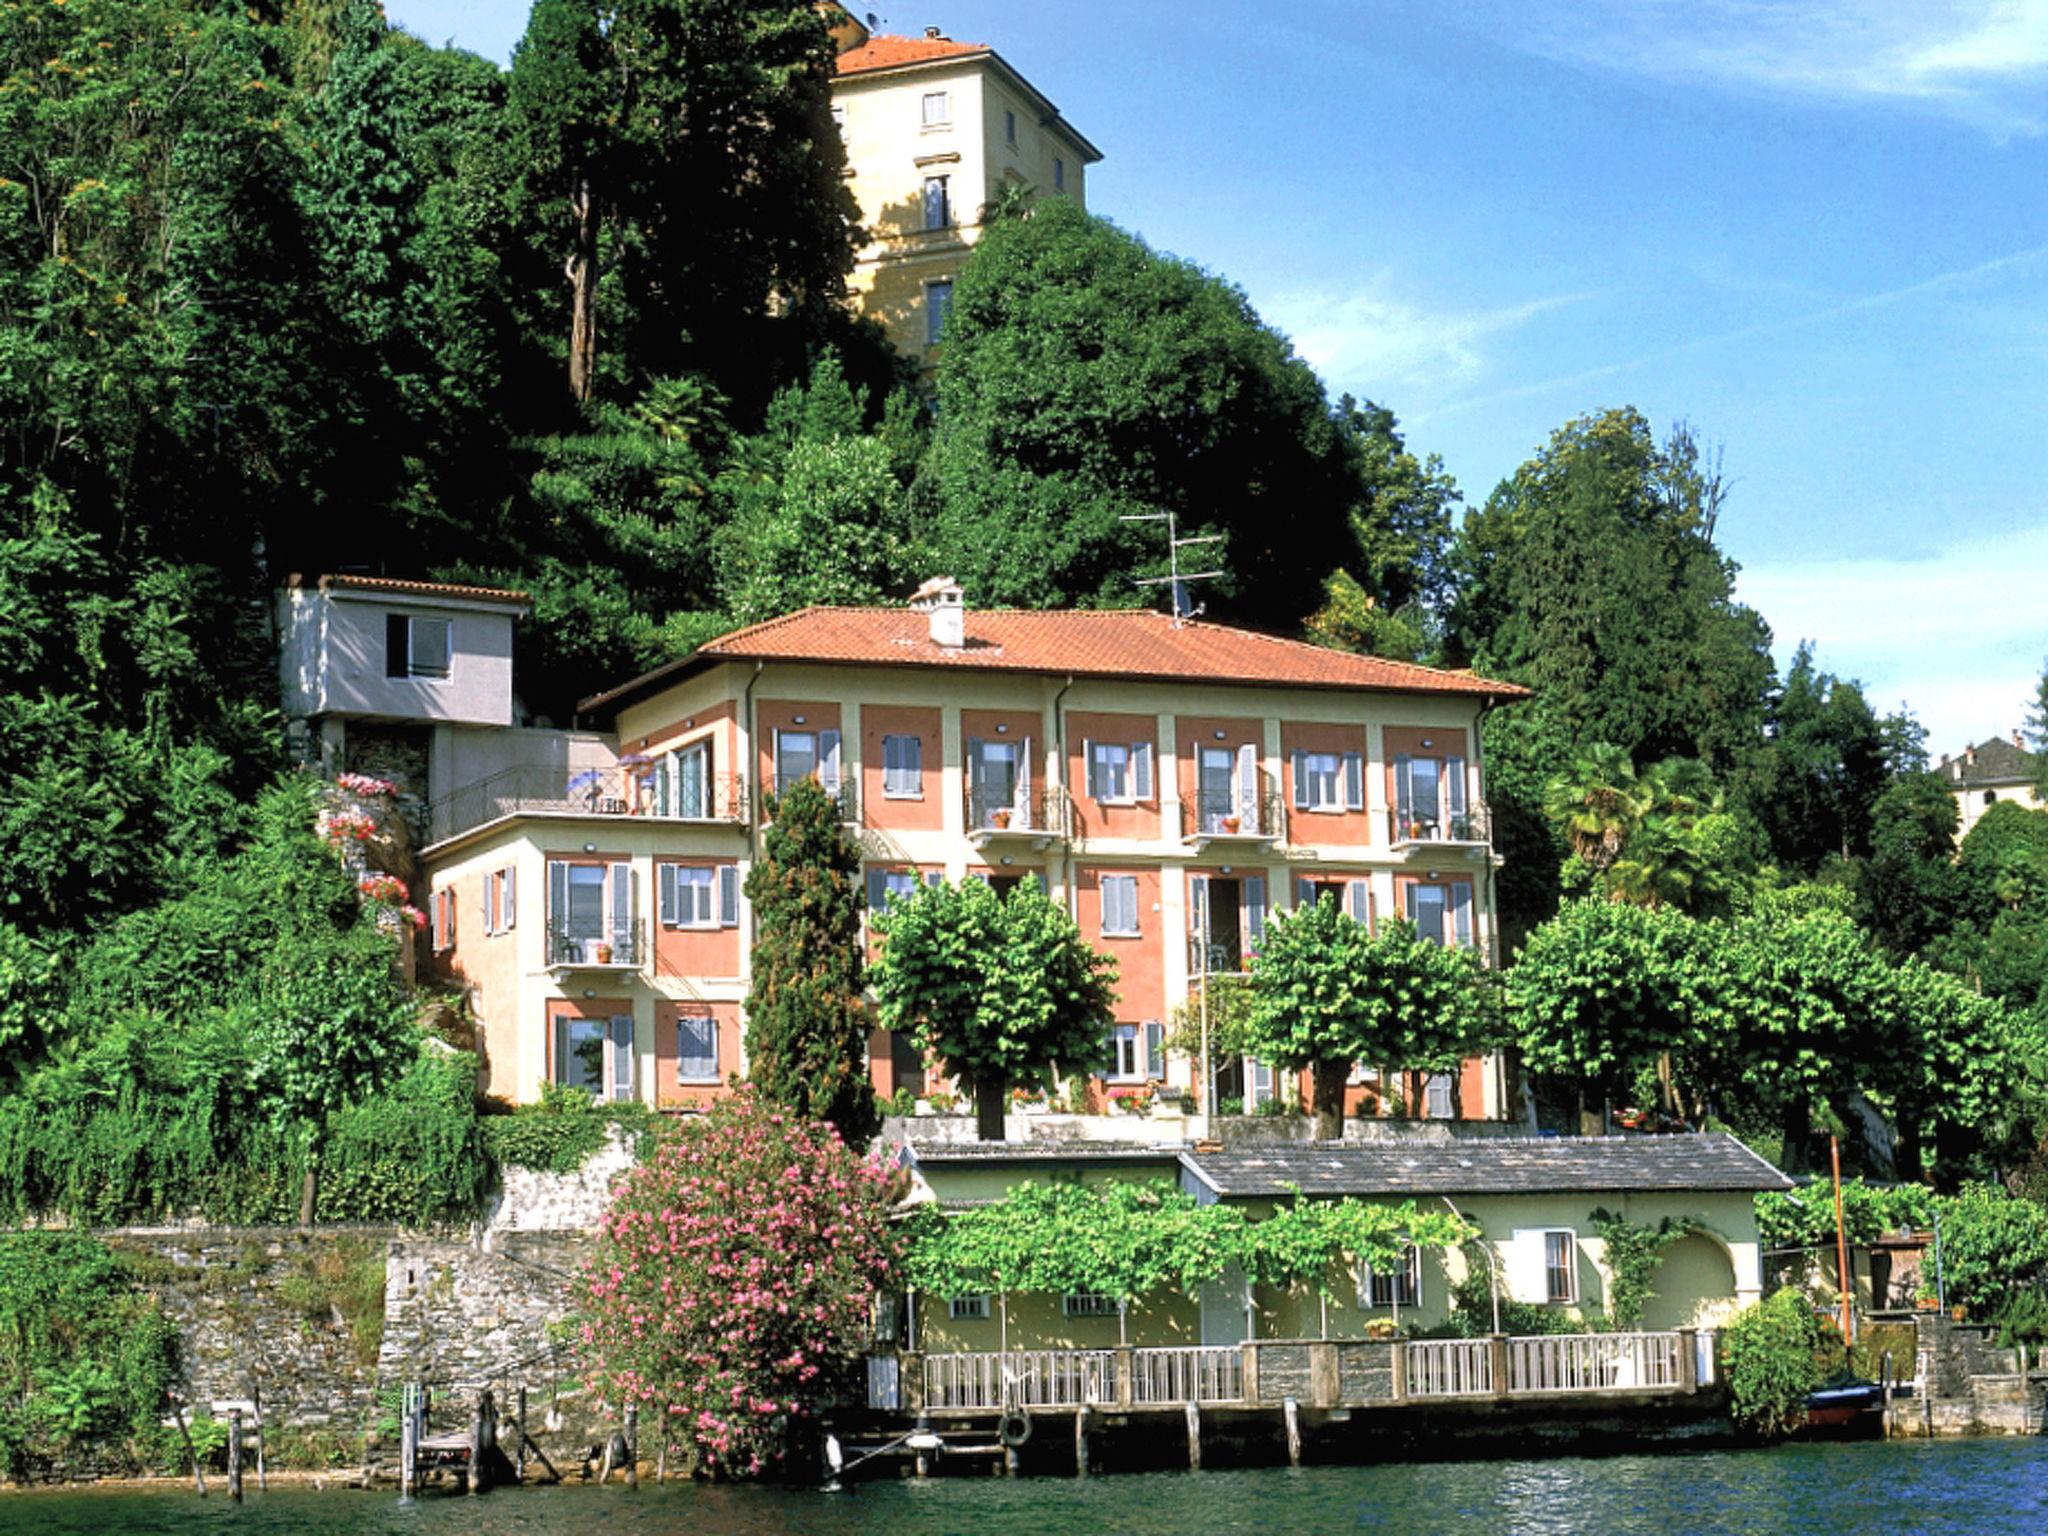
[1074,1404,1090,1477]
[400,1387,417,1499]
[1185,1402,1201,1471]
[170,1399,207,1498]
[226,1408,243,1503]
[1283,1396,1302,1467]
[253,1389,267,1492]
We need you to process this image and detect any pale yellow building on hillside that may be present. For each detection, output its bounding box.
[826,11,1102,364]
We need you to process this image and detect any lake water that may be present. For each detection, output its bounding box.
[4,1439,2042,1535]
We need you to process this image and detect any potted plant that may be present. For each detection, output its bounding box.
[1221,813,1242,834]
[595,940,614,964]
[992,807,1013,829]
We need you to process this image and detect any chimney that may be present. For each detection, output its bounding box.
[2016,731,2027,751]
[925,24,943,38]
[1966,746,1976,767]
[910,576,965,648]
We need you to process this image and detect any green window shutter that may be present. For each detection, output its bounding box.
[1291,751,1309,808]
[658,863,678,927]
[1343,753,1364,811]
[1132,741,1153,801]
[719,865,739,927]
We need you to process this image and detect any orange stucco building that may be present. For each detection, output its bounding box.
[421,580,1526,1121]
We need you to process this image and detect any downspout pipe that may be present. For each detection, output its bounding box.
[743,661,765,839]
[1052,674,1076,910]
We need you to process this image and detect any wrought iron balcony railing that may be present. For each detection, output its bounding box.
[426,765,746,844]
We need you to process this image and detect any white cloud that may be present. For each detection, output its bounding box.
[1736,521,2048,750]
[1265,282,1583,399]
[1500,0,2048,137]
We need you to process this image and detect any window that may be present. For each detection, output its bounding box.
[1404,882,1474,948]
[925,279,953,347]
[547,860,637,965]
[1394,749,1470,838]
[921,89,949,125]
[1086,739,1153,804]
[866,867,938,916]
[1053,156,1065,190]
[676,1012,718,1082]
[1108,1019,1164,1080]
[1362,1247,1420,1309]
[922,175,950,230]
[660,864,736,929]
[1292,750,1364,812]
[1100,873,1140,937]
[882,733,923,798]
[1543,1230,1577,1303]
[655,742,710,818]
[966,735,1028,829]
[1196,744,1257,833]
[1424,1071,1454,1119]
[555,1014,633,1100]
[950,1294,991,1320]
[385,614,452,679]
[485,867,516,935]
[775,727,840,795]
[1061,1292,1118,1318]
[430,887,454,952]
[1005,108,1016,143]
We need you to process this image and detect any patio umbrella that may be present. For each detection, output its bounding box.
[567,768,605,794]
[617,752,655,776]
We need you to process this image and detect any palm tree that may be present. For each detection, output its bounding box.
[1542,743,1646,873]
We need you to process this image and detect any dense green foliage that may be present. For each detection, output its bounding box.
[1588,1209,1698,1329]
[904,1181,1471,1317]
[1246,897,1489,1136]
[873,878,1117,1140]
[744,777,879,1149]
[479,1080,653,1173]
[1721,1288,1828,1436]
[0,1233,181,1476]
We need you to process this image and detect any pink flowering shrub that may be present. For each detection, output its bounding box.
[336,772,399,798]
[358,873,409,904]
[316,809,376,845]
[577,1091,903,1478]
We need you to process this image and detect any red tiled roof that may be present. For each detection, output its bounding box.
[581,606,1529,715]
[835,34,990,76]
[309,573,531,607]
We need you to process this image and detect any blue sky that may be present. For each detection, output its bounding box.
[389,0,2048,754]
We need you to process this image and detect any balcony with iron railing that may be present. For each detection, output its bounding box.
[545,917,646,972]
[1181,782,1286,850]
[426,765,747,845]
[964,787,1065,848]
[1387,799,1492,852]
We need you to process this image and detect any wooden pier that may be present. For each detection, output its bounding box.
[841,1330,1723,1476]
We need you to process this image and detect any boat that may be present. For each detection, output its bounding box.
[1801,1376,1887,1438]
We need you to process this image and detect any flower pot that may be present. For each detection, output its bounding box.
[1221,815,1241,834]
[595,943,614,964]
[992,808,1012,829]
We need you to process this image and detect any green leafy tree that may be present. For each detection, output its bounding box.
[1750,643,1895,872]
[1858,772,1962,958]
[1245,896,1488,1139]
[1722,1288,1827,1436]
[918,199,1358,630]
[872,878,1116,1142]
[2028,661,2048,799]
[1927,1184,2048,1316]
[1449,410,1775,937]
[1508,898,1706,1130]
[742,777,878,1151]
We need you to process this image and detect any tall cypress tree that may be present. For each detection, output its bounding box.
[743,777,879,1150]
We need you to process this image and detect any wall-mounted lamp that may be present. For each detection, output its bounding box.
[1220,865,1233,875]
[582,989,596,1000]
[793,713,806,725]
[999,856,1014,867]
[583,842,597,853]
[1213,730,1226,740]
[1421,737,1434,749]
[995,724,1009,734]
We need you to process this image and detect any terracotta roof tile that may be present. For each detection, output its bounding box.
[310,574,531,607]
[835,35,989,76]
[580,605,1528,716]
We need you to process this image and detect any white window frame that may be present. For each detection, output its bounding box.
[949,1294,990,1320]
[1100,873,1140,937]
[1109,1022,1142,1081]
[1424,1071,1455,1120]
[921,90,950,126]
[1543,1229,1578,1304]
[1404,880,1474,948]
[1361,1246,1421,1310]
[1061,1292,1118,1319]
[882,733,923,799]
[1091,741,1131,802]
[674,865,716,928]
[1300,751,1343,811]
[775,729,817,791]
[922,174,950,230]
[675,1011,719,1083]
[484,867,517,935]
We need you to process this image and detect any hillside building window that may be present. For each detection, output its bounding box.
[1404,881,1474,948]
[676,1012,718,1082]
[923,175,950,229]
[1544,1230,1577,1303]
[1100,874,1140,937]
[1053,156,1065,191]
[925,280,953,346]
[385,614,451,679]
[1086,739,1153,804]
[882,733,923,797]
[921,90,949,126]
[950,1294,990,1320]
[1362,1247,1420,1309]
[1005,108,1016,143]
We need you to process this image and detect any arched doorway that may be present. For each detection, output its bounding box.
[1641,1232,1738,1330]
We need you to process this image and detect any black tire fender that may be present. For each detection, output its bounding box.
[997,1409,1033,1448]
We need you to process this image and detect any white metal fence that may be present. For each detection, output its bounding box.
[1505,1332,1684,1394]
[923,1350,1116,1410]
[1133,1346,1245,1404]
[1404,1339,1495,1397]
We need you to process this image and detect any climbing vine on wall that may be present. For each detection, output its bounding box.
[1589,1208,1700,1329]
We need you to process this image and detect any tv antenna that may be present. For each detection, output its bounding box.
[1122,507,1221,627]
